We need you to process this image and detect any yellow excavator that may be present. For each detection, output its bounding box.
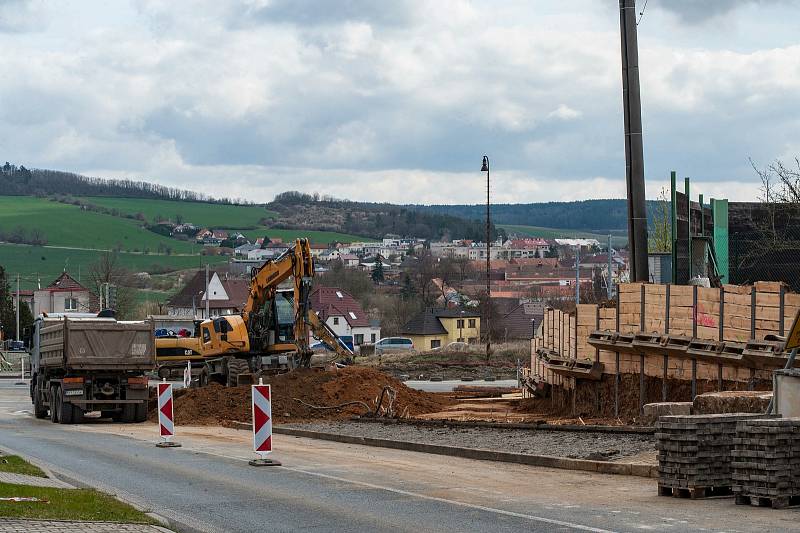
[155,238,353,386]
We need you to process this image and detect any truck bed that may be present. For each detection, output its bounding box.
[39,319,155,371]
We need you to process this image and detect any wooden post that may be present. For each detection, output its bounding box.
[692,285,697,398]
[663,284,670,401]
[780,285,786,336]
[595,306,600,414]
[692,358,697,400]
[750,286,756,340]
[717,363,723,392]
[615,290,620,418]
[639,353,645,416]
[719,286,725,341]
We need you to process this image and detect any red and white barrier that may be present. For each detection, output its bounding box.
[156,380,181,448]
[249,379,280,466]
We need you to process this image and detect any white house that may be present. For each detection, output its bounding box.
[309,287,381,347]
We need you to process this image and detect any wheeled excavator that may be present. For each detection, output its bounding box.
[155,238,353,386]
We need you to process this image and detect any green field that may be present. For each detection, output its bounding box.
[0,243,226,290]
[240,228,376,244]
[0,196,198,253]
[84,196,276,226]
[500,224,628,247]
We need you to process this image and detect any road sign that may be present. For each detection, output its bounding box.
[156,381,181,448]
[787,310,800,350]
[250,380,280,466]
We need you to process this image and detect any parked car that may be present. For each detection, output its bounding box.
[154,328,175,338]
[375,337,414,354]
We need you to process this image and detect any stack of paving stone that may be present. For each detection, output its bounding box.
[732,418,800,508]
[656,413,766,498]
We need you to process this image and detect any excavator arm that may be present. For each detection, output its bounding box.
[242,238,351,367]
[303,309,354,366]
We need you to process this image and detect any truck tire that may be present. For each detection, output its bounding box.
[58,388,73,424]
[134,403,148,423]
[119,404,134,423]
[226,358,250,387]
[49,386,59,423]
[199,368,209,388]
[157,366,170,380]
[33,383,48,419]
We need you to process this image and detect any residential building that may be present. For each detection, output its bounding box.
[401,308,481,351]
[339,254,360,268]
[234,243,259,257]
[166,270,250,318]
[492,298,545,341]
[32,272,97,315]
[309,287,380,347]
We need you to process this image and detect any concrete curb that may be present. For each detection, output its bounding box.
[228,424,657,478]
[349,417,655,435]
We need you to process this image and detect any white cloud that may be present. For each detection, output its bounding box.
[0,0,798,205]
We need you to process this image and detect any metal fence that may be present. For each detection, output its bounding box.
[729,229,800,292]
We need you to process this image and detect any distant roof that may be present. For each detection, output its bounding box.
[167,271,249,310]
[310,286,370,327]
[401,308,480,336]
[43,272,89,293]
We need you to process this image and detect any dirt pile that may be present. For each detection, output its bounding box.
[151,366,453,426]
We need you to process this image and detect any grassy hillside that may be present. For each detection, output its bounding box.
[84,196,276,227]
[0,196,196,253]
[501,224,628,247]
[0,243,226,290]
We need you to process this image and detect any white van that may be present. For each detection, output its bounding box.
[374,337,414,354]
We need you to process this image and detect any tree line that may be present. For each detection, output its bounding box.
[1,162,253,205]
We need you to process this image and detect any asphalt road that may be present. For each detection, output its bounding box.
[0,380,798,533]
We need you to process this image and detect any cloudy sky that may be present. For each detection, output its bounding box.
[1,0,798,204]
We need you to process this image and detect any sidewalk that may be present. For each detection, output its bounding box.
[0,519,170,532]
[0,472,72,488]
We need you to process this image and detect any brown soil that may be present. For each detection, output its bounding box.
[518,374,773,425]
[149,366,453,426]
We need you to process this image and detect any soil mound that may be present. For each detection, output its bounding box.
[151,366,452,426]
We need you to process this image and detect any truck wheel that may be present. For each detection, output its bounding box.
[49,386,59,423]
[134,403,148,423]
[199,369,209,388]
[58,388,74,424]
[226,358,250,387]
[120,404,136,423]
[33,383,48,419]
[157,367,170,380]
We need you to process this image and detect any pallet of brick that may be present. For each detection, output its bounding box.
[733,418,800,509]
[656,413,766,498]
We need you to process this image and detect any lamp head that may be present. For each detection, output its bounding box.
[481,156,489,172]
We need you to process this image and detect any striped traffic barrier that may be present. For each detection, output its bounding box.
[249,378,281,466]
[156,380,181,448]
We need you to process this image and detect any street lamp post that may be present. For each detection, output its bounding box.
[481,155,491,361]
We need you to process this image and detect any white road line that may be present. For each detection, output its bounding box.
[286,466,616,533]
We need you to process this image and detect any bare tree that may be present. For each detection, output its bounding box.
[88,252,137,319]
[648,186,671,252]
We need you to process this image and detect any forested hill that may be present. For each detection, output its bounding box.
[410,199,660,232]
[0,161,247,205]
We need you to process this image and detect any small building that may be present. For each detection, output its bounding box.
[31,273,97,315]
[166,270,249,318]
[309,287,380,347]
[401,308,481,351]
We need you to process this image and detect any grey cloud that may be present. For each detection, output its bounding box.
[0,0,46,33]
[234,0,416,28]
[653,0,798,24]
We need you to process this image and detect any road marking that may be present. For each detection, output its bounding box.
[287,466,616,532]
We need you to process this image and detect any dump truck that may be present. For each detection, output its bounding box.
[28,314,155,424]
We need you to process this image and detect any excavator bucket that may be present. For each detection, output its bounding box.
[236,373,256,386]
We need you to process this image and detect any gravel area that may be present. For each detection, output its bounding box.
[282,421,656,461]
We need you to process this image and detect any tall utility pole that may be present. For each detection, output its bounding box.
[575,246,580,306]
[15,274,20,342]
[619,0,649,282]
[204,264,210,319]
[481,156,491,360]
[607,234,614,300]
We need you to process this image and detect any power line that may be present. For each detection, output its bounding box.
[637,0,649,25]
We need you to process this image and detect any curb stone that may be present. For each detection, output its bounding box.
[227,422,658,478]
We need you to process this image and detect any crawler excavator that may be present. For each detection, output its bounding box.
[155,238,353,386]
